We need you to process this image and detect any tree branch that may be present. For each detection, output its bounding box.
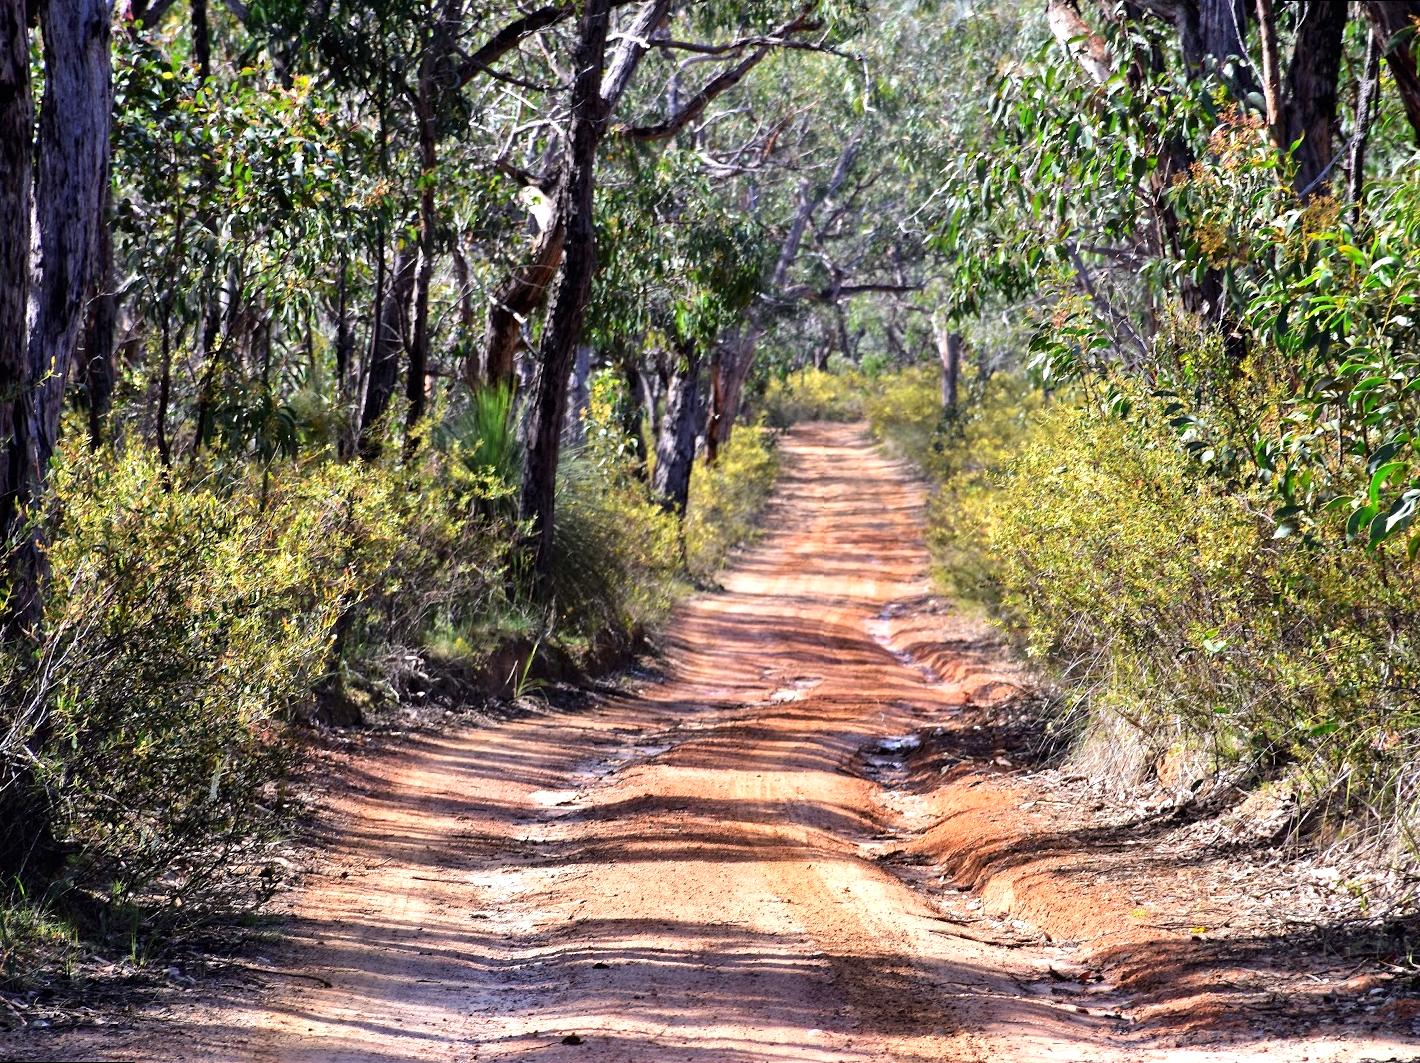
[618,8,818,141]
[457,5,571,89]
[602,0,673,108]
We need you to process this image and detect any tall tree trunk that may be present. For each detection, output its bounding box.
[1256,0,1283,147]
[0,0,33,632]
[618,357,648,479]
[78,179,116,449]
[452,241,480,385]
[640,366,662,443]
[652,344,702,516]
[705,342,725,466]
[565,343,592,446]
[11,0,112,633]
[407,110,437,443]
[1348,26,1383,220]
[358,245,416,458]
[191,0,211,81]
[406,1,461,445]
[1199,0,1249,66]
[0,0,109,885]
[707,326,756,459]
[1283,0,1349,196]
[0,5,38,879]
[518,0,612,584]
[1197,0,1256,95]
[1362,0,1420,144]
[479,1,667,392]
[334,243,354,393]
[933,317,962,413]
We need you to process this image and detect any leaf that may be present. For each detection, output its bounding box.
[1346,503,1378,542]
[1368,461,1405,506]
[1366,438,1409,474]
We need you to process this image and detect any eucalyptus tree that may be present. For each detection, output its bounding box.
[0,0,112,639]
[492,0,865,579]
[702,0,967,439]
[591,150,764,511]
[937,1,1420,551]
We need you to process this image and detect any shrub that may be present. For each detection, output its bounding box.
[684,426,779,579]
[550,454,683,638]
[862,365,947,475]
[933,389,1420,832]
[0,372,782,965]
[9,439,514,935]
[38,448,346,926]
[759,367,868,426]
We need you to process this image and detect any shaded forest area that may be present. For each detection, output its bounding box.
[2,0,1420,1007]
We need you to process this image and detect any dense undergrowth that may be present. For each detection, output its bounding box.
[0,373,778,985]
[766,363,1420,864]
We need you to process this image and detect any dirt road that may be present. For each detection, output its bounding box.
[30,424,1415,1062]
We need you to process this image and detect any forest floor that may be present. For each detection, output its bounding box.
[7,422,1419,1062]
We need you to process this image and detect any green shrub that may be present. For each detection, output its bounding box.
[550,454,683,637]
[14,439,514,933]
[685,426,779,579]
[933,390,1420,831]
[759,367,868,426]
[0,370,783,966]
[39,448,346,924]
[862,365,946,475]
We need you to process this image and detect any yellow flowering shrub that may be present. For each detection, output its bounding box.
[684,426,779,579]
[933,389,1420,825]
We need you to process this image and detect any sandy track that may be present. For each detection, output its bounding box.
[25,424,1413,1063]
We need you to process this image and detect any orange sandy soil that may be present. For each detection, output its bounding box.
[7,422,1417,1062]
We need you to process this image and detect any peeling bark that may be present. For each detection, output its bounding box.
[483,215,565,390]
[1256,0,1283,146]
[10,0,112,633]
[1348,25,1383,219]
[1047,0,1112,84]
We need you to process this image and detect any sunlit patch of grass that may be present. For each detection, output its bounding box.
[0,894,80,990]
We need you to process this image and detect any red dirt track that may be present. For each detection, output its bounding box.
[17,423,1416,1063]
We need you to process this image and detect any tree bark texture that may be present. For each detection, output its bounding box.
[79,182,117,449]
[0,0,33,632]
[1348,25,1383,219]
[934,318,962,413]
[652,344,702,516]
[565,343,592,446]
[1255,0,1283,147]
[518,0,612,583]
[483,215,564,390]
[407,0,463,443]
[10,0,112,633]
[358,245,416,458]
[1363,0,1420,144]
[1283,0,1348,196]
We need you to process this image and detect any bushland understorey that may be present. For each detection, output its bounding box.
[3,0,1420,1021]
